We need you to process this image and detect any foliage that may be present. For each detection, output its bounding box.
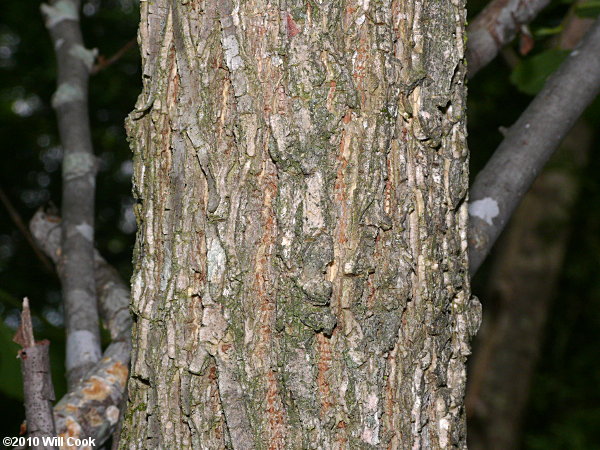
[510,49,569,95]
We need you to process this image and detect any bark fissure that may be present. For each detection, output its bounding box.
[121,0,478,448]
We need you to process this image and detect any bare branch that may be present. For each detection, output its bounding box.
[467,0,551,78]
[0,186,54,274]
[468,18,600,275]
[30,210,132,447]
[14,298,57,450]
[41,0,101,386]
[91,38,137,75]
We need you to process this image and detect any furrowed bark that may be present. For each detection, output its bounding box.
[14,298,57,450]
[468,18,600,275]
[121,0,479,448]
[30,210,132,447]
[41,0,101,387]
[466,0,551,78]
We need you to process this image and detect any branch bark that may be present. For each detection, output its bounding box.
[466,120,592,449]
[30,210,132,447]
[41,0,101,386]
[14,298,57,450]
[468,18,600,275]
[467,0,551,78]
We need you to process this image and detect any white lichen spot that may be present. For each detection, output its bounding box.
[232,3,240,27]
[468,197,500,226]
[362,428,375,445]
[439,418,450,447]
[75,222,93,241]
[356,14,365,25]
[222,35,243,71]
[63,152,94,179]
[106,405,120,425]
[304,173,325,232]
[41,0,78,28]
[271,55,283,67]
[367,393,378,410]
[69,44,98,71]
[207,235,226,284]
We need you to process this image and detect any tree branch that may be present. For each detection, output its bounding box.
[14,298,57,450]
[91,38,137,75]
[467,0,550,78]
[41,0,101,386]
[468,18,600,275]
[0,186,54,274]
[30,210,132,447]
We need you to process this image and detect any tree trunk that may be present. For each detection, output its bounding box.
[120,0,480,448]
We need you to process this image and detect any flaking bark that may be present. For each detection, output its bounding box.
[30,210,132,447]
[121,0,479,448]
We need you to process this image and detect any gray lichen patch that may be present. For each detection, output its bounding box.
[69,44,98,72]
[51,82,84,109]
[62,152,95,179]
[40,0,79,28]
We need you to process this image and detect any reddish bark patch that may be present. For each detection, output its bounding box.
[286,14,300,38]
[220,343,233,354]
[316,334,333,413]
[266,369,285,448]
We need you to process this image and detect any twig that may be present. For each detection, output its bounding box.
[0,187,54,274]
[91,38,137,75]
[41,0,101,387]
[467,0,551,78]
[14,298,57,450]
[468,18,600,275]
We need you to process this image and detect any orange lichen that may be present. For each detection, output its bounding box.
[106,360,129,387]
[82,376,110,401]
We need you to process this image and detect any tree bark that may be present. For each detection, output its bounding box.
[41,0,101,387]
[120,1,480,448]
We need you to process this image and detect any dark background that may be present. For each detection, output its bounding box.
[0,0,598,447]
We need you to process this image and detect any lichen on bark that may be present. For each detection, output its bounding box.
[120,0,479,448]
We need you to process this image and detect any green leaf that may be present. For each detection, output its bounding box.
[534,25,563,37]
[0,321,23,400]
[575,1,600,18]
[510,49,570,95]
